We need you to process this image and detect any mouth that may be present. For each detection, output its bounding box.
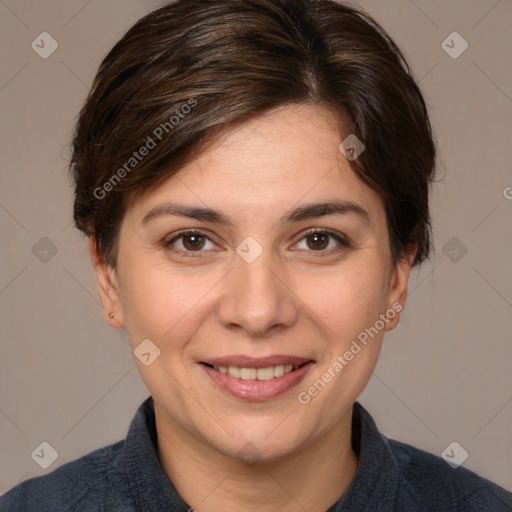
[200,361,309,381]
[198,356,315,401]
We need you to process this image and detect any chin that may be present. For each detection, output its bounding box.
[212,419,308,463]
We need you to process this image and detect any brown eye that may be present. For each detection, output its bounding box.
[182,233,206,251]
[306,232,329,250]
[165,231,217,253]
[294,229,349,253]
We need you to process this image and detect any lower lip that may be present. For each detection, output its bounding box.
[199,362,315,401]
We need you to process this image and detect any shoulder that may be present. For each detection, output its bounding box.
[388,438,512,511]
[0,440,132,512]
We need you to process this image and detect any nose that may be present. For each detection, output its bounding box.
[217,246,299,338]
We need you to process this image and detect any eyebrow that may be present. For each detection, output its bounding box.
[141,199,370,226]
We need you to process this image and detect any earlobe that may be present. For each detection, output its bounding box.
[88,236,125,329]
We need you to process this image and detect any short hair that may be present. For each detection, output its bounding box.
[70,0,436,268]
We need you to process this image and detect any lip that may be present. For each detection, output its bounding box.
[200,355,312,369]
[199,360,315,401]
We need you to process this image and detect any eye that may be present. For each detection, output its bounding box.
[165,230,219,254]
[164,228,350,256]
[293,228,350,253]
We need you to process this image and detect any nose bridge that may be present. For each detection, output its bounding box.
[217,240,298,336]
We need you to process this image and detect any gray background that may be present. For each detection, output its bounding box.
[1,0,511,495]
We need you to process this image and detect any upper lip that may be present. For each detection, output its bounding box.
[200,355,314,369]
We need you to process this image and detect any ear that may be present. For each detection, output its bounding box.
[88,236,125,329]
[383,243,417,331]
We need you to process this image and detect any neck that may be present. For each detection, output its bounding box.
[155,406,359,512]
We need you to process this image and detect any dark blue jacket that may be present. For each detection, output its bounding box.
[1,397,511,511]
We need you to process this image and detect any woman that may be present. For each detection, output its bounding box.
[1,0,510,510]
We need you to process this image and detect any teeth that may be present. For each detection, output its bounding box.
[256,367,275,381]
[273,365,284,378]
[212,364,299,380]
[240,368,257,380]
[227,366,241,378]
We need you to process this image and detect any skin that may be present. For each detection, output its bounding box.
[90,103,416,512]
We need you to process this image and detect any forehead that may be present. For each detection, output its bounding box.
[125,104,385,229]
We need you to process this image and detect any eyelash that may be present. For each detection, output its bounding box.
[164,228,350,257]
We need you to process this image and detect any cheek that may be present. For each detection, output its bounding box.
[302,262,389,338]
[294,270,388,424]
[119,257,222,346]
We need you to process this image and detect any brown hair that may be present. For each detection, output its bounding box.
[70,0,436,268]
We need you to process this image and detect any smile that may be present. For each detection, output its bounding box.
[206,363,299,380]
[199,357,315,401]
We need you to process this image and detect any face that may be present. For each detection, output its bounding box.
[91,104,413,463]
